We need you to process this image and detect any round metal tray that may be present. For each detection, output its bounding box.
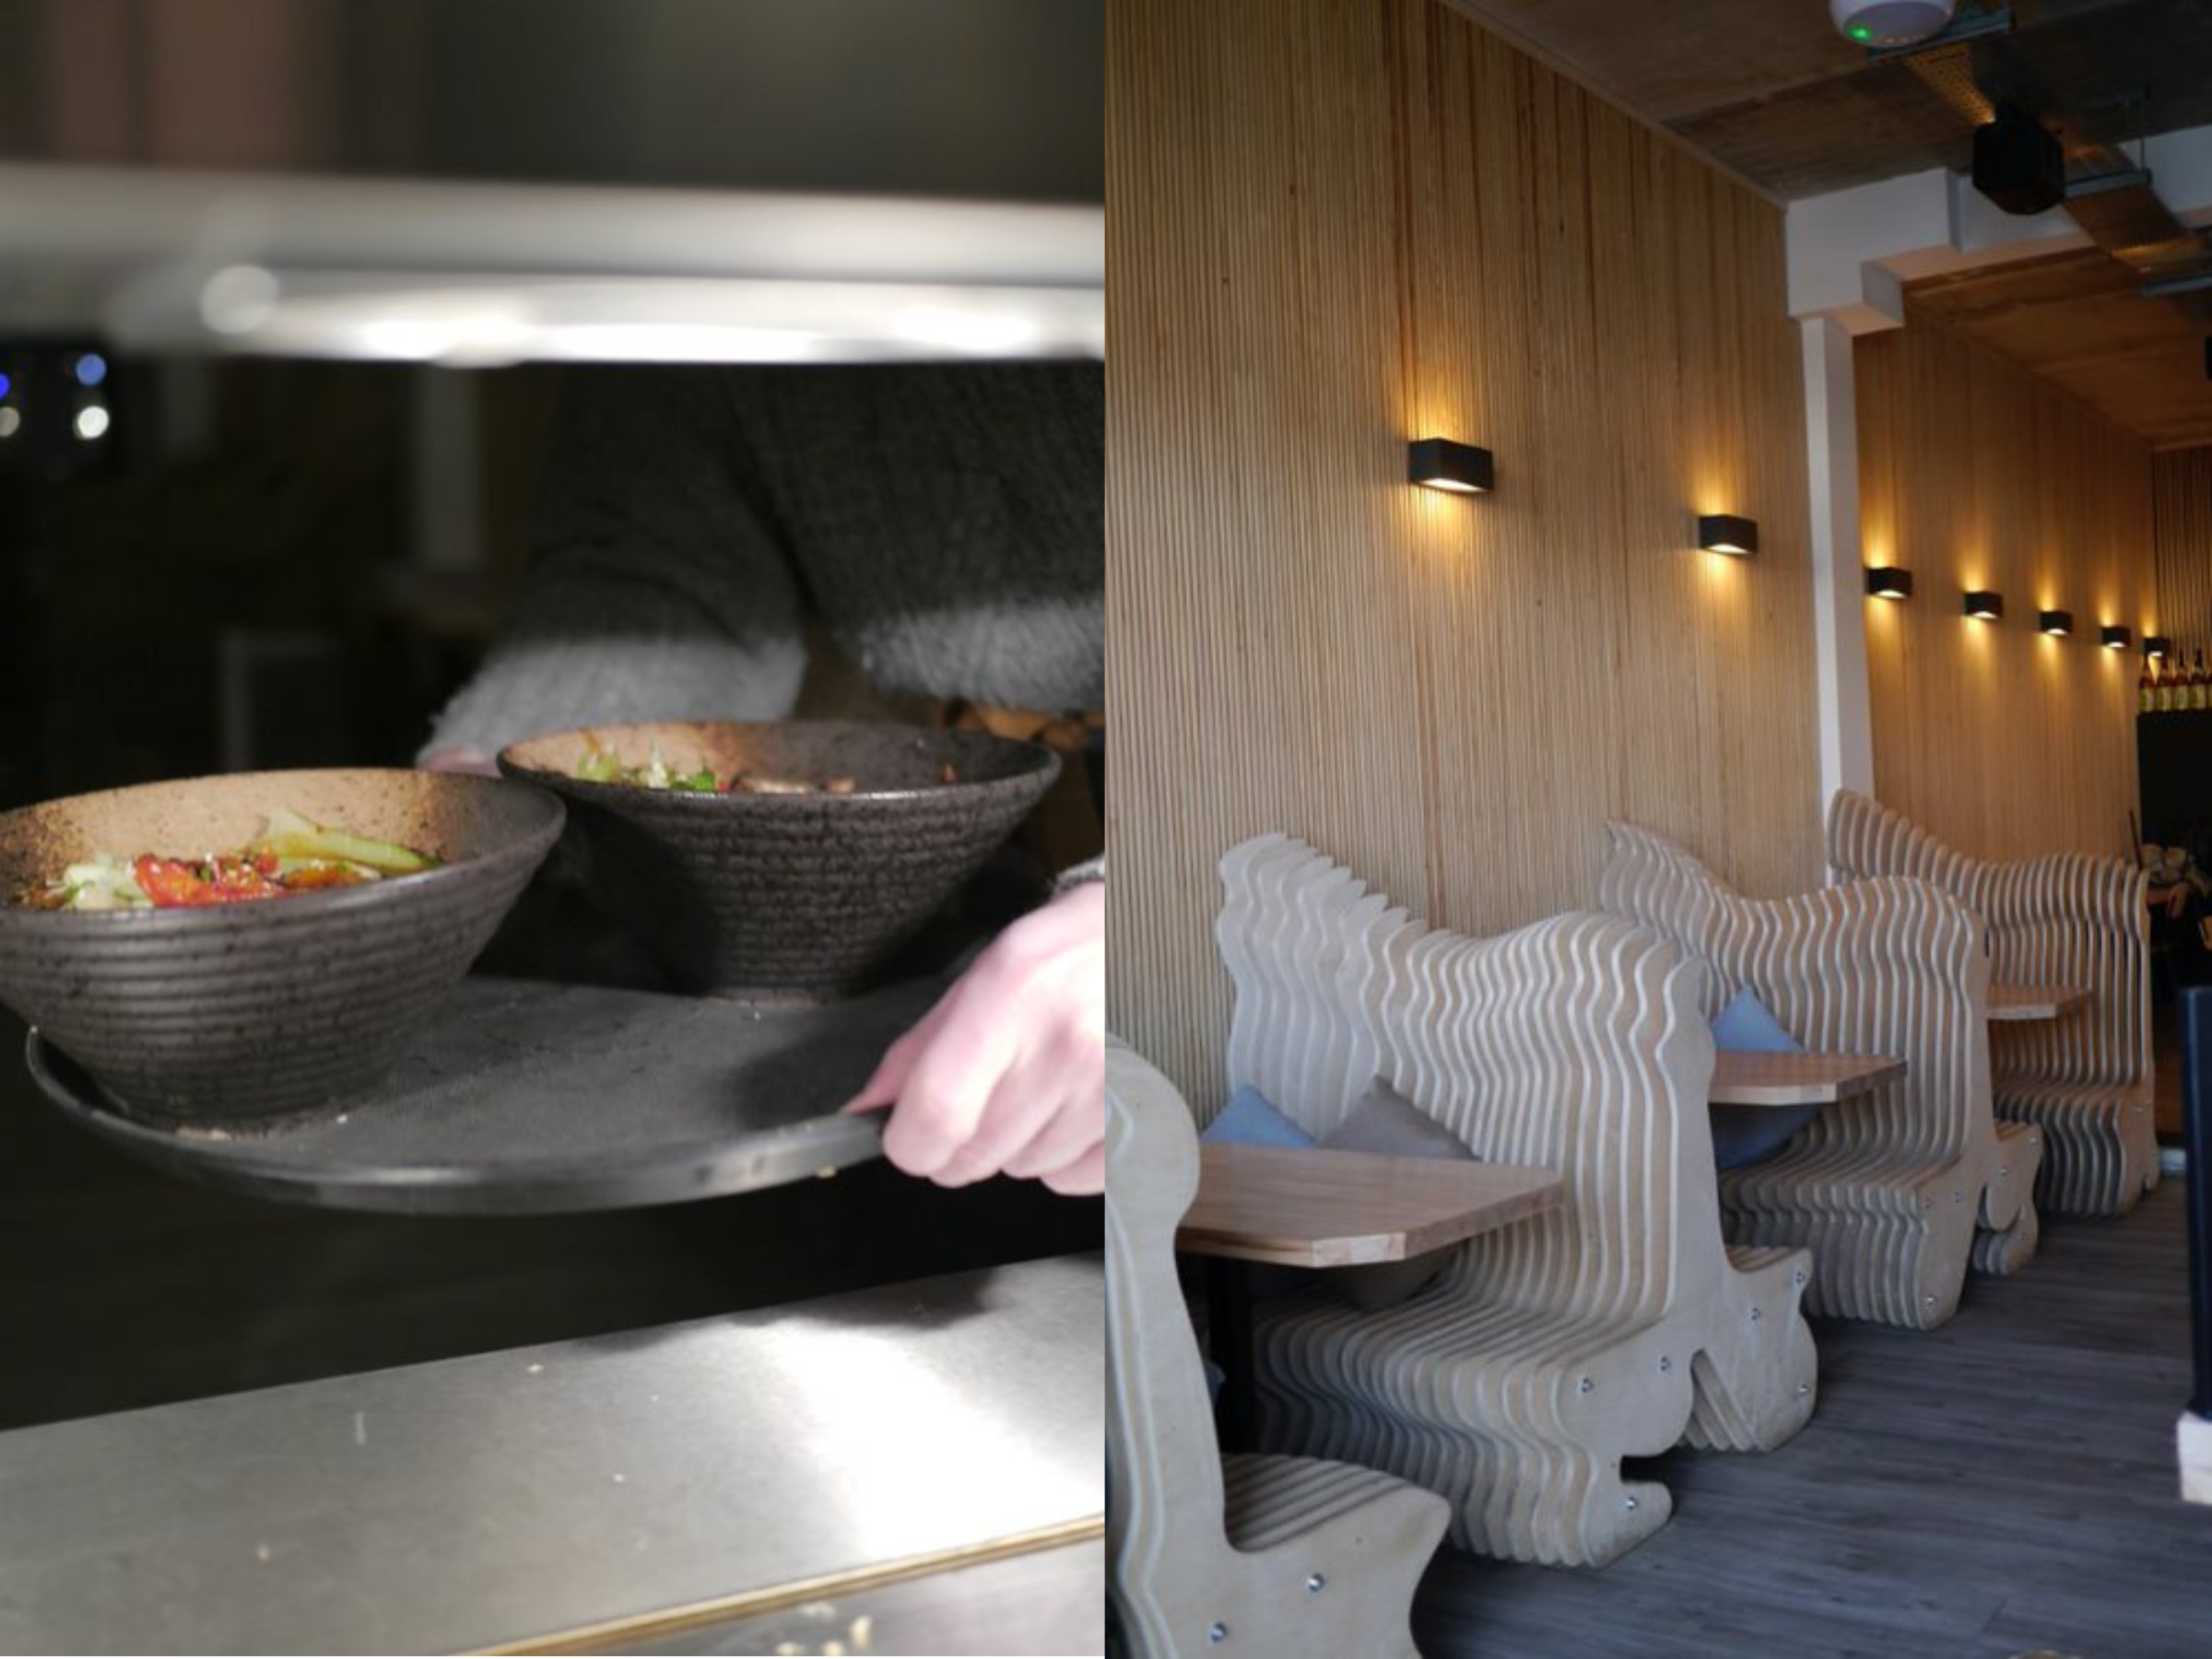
[22,974,941,1216]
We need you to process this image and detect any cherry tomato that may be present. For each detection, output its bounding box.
[132,854,281,908]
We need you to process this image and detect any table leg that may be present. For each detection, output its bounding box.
[1206,1256,1256,1453]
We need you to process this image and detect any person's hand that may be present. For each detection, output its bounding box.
[420,747,500,777]
[843,880,1103,1194]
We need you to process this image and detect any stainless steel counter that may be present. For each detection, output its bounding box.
[0,1253,1103,1655]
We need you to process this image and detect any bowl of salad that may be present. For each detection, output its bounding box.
[498,721,1060,1001]
[0,768,564,1126]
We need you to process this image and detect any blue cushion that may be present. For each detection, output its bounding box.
[1709,987,1821,1171]
[1202,1085,1316,1148]
[1711,986,1804,1054]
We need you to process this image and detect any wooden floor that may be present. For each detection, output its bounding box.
[1412,1183,2212,1659]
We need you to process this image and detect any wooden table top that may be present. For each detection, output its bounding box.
[1709,1050,1906,1106]
[1176,1143,1564,1268]
[1988,984,2091,1022]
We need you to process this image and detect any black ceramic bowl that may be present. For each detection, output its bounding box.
[498,721,1061,1001]
[0,769,565,1128]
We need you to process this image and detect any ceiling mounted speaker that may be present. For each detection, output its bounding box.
[1830,0,1957,47]
[1973,103,2065,215]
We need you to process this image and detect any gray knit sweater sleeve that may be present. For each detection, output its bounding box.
[424,370,808,760]
[424,362,1104,803]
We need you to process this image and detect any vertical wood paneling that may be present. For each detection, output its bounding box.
[1107,0,1821,1109]
[2154,447,2212,665]
[1856,320,2154,862]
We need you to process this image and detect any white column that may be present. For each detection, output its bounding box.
[1802,315,1873,815]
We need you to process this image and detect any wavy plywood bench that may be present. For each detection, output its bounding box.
[1828,790,2157,1219]
[1106,1041,1448,1659]
[1216,835,1816,1569]
[1598,821,2041,1328]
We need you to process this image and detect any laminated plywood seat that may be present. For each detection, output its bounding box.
[1598,821,2042,1328]
[1827,790,2157,1218]
[1217,835,1816,1569]
[1106,1040,1449,1659]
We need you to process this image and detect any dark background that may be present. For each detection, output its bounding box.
[0,0,1103,202]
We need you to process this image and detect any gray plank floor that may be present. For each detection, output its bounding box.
[1411,1182,2212,1659]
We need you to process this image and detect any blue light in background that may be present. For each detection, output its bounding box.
[0,371,11,400]
[74,353,107,388]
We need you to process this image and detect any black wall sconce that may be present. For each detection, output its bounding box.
[2101,625,2133,651]
[1865,567,1913,599]
[2147,634,2174,660]
[2038,609,2074,637]
[1963,591,2004,620]
[1697,513,1758,557]
[1407,437,1493,494]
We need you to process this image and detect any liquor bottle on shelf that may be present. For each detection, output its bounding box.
[2194,649,2208,712]
[2141,652,2157,715]
[2157,653,2173,712]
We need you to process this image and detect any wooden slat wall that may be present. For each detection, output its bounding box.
[2153,446,2212,665]
[1855,317,2154,863]
[1107,0,1821,1109]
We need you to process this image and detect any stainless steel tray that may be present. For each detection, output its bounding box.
[21,974,939,1216]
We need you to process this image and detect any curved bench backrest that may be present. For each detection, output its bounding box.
[1218,833,1716,1325]
[1105,1041,1230,1651]
[1600,819,1989,1165]
[1827,791,2147,1090]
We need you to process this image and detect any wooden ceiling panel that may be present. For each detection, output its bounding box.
[1436,0,1864,128]
[1670,69,1977,199]
[1907,248,2212,449]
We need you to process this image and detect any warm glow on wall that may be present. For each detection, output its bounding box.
[1696,533,1749,619]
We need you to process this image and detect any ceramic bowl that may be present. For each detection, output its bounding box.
[0,769,565,1127]
[498,721,1061,1001]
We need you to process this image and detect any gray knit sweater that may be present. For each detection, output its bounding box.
[427,360,1104,760]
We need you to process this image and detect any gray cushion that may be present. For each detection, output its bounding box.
[1319,1076,1480,1312]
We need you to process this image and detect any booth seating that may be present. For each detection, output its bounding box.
[1597,821,2042,1328]
[1827,790,2158,1218]
[1106,1040,1449,1659]
[1215,834,1816,1568]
